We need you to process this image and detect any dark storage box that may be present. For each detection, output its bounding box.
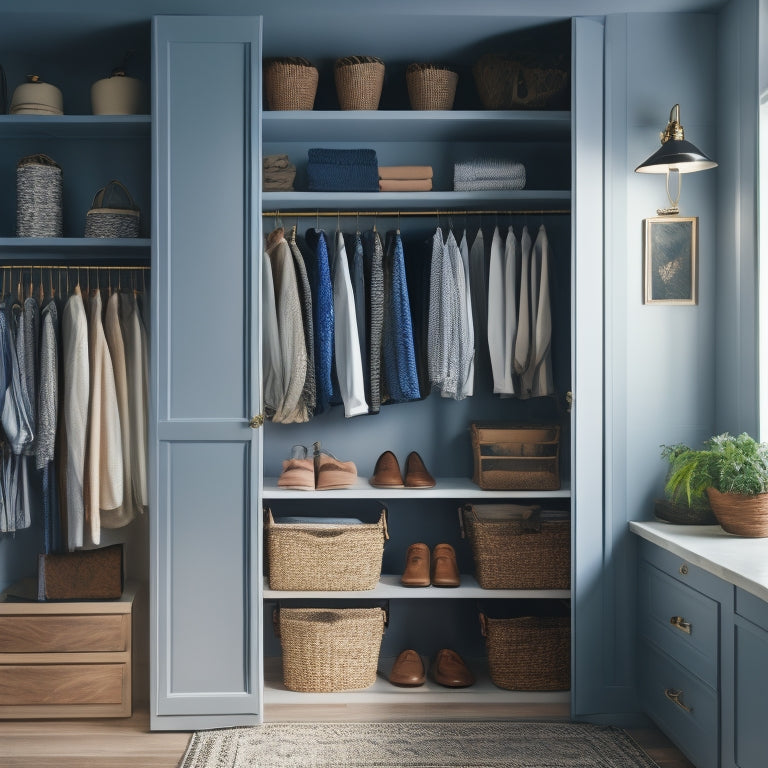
[37,544,124,601]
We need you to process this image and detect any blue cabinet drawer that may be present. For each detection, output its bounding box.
[640,640,719,768]
[639,558,719,688]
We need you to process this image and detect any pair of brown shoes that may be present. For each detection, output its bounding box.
[401,542,460,587]
[370,450,435,489]
[388,648,474,688]
[276,443,357,491]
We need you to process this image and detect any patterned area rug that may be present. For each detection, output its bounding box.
[180,721,660,768]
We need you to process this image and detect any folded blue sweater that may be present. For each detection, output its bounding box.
[307,148,379,192]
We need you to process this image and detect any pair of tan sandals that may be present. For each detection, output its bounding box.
[277,442,357,491]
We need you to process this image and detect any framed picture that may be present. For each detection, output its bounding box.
[643,216,698,305]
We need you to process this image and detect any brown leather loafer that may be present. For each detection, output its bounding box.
[370,450,404,488]
[388,649,426,686]
[404,451,435,488]
[431,648,474,688]
[401,542,430,587]
[431,542,460,587]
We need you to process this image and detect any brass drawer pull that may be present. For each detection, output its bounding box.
[664,688,693,713]
[670,616,692,634]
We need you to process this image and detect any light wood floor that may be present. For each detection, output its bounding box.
[0,707,695,768]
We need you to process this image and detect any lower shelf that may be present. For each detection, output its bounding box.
[263,656,570,711]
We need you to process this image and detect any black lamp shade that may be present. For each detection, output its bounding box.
[635,139,718,174]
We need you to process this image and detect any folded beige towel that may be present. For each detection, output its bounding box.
[379,178,433,192]
[378,165,433,180]
[263,153,291,170]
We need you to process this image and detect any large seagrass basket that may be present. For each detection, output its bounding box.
[334,56,384,110]
[264,57,318,110]
[406,63,458,110]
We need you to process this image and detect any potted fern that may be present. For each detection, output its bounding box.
[662,432,768,537]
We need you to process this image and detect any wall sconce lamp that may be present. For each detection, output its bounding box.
[635,104,717,215]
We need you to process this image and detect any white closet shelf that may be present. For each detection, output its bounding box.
[262,656,571,710]
[0,114,151,139]
[263,574,571,600]
[262,110,571,142]
[263,476,571,499]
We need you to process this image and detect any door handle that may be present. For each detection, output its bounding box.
[664,688,693,713]
[249,413,264,429]
[670,616,692,634]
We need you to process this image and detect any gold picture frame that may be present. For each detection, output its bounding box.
[643,216,698,305]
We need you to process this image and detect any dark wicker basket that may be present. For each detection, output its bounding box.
[406,63,457,110]
[264,57,318,110]
[653,498,718,526]
[334,55,384,110]
[473,53,569,109]
[16,154,63,237]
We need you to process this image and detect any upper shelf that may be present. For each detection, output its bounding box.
[0,238,151,262]
[0,115,151,139]
[261,110,571,143]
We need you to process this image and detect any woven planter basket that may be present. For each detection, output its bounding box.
[706,487,768,537]
[264,57,318,110]
[480,609,570,691]
[85,180,140,238]
[462,505,570,590]
[406,63,458,110]
[473,53,569,110]
[16,154,63,237]
[276,607,386,692]
[334,56,384,110]
[264,508,388,590]
[653,498,718,526]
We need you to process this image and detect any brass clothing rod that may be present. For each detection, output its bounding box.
[262,209,571,218]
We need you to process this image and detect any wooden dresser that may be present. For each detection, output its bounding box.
[0,582,135,719]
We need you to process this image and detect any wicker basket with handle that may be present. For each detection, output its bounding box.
[264,57,319,110]
[334,55,384,110]
[84,179,140,238]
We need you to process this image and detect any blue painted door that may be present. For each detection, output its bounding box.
[150,15,263,730]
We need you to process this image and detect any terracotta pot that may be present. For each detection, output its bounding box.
[706,487,768,537]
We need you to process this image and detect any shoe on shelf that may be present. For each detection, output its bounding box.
[388,649,426,687]
[400,542,431,587]
[431,543,460,587]
[431,649,475,688]
[404,451,436,488]
[277,445,314,491]
[370,450,404,488]
[313,441,357,490]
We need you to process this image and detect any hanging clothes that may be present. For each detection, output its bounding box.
[515,225,532,397]
[427,226,445,390]
[0,299,33,457]
[458,231,475,399]
[362,228,384,414]
[468,228,487,379]
[266,228,309,424]
[304,228,335,415]
[487,226,508,395]
[102,290,135,529]
[381,229,420,404]
[85,287,123,546]
[62,285,89,550]
[404,231,431,399]
[288,232,316,418]
[332,230,368,417]
[441,229,467,400]
[502,226,518,396]
[346,231,368,398]
[120,290,149,515]
[531,224,555,397]
[261,250,283,420]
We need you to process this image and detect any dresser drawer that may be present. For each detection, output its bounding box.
[639,640,719,768]
[0,613,129,653]
[639,558,719,688]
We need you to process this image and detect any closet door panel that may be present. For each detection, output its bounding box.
[151,15,262,729]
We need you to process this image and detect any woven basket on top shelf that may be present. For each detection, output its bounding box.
[706,487,768,537]
[334,55,384,110]
[264,57,319,110]
[473,53,569,109]
[16,154,63,238]
[406,63,458,110]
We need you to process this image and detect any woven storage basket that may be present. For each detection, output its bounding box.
[473,53,569,110]
[706,487,768,537]
[264,57,318,110]
[84,180,140,238]
[462,504,570,589]
[471,422,560,491]
[276,606,386,692]
[480,603,570,691]
[334,56,384,110]
[16,154,63,237]
[264,508,388,590]
[406,63,458,110]
[653,498,718,526]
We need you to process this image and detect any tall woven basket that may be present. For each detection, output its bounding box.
[334,56,384,110]
[276,607,386,692]
[706,487,768,537]
[264,57,318,110]
[406,63,458,110]
[16,154,63,237]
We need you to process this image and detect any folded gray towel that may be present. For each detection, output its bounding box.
[454,159,527,182]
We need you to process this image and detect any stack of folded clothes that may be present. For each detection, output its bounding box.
[378,165,433,192]
[263,154,297,191]
[453,159,526,191]
[306,148,379,192]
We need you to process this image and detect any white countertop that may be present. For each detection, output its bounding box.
[630,521,768,603]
